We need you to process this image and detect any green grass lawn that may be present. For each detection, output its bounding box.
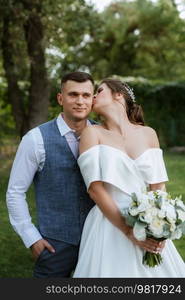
[0,151,185,277]
[164,152,185,260]
[0,156,35,277]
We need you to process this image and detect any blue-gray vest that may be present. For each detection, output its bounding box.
[33,118,95,245]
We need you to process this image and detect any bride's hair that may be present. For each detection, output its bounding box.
[100,78,145,126]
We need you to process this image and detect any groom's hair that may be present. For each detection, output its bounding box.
[61,71,94,89]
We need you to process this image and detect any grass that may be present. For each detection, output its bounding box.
[0,151,185,277]
[164,151,185,259]
[0,156,35,277]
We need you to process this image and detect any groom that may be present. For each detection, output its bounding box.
[6,71,96,277]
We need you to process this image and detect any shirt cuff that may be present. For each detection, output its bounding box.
[21,227,43,248]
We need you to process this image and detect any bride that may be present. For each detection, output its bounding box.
[73,78,185,277]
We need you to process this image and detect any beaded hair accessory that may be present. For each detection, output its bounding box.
[123,83,136,103]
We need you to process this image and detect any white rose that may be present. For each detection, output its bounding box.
[149,217,166,237]
[151,207,159,217]
[136,193,150,205]
[165,204,177,223]
[158,209,166,219]
[139,207,160,224]
[129,201,151,216]
[160,203,176,223]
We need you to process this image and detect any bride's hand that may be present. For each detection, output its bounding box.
[125,227,165,254]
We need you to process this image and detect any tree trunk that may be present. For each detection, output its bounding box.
[1,0,50,137]
[1,15,29,137]
[23,0,50,131]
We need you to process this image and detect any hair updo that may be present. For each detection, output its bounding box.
[100,78,145,126]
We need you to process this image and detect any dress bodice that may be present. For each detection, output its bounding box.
[77,144,168,196]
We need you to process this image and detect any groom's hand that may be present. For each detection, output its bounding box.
[30,239,55,260]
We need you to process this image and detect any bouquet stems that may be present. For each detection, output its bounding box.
[143,251,163,267]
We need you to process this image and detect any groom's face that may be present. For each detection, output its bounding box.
[57,80,94,121]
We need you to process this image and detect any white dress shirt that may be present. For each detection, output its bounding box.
[6,114,91,248]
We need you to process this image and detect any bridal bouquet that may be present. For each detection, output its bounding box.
[121,189,185,267]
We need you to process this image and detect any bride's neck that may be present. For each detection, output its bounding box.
[102,109,131,136]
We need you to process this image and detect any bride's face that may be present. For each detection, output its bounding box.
[93,83,113,113]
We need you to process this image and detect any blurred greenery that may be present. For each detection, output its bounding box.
[80,0,185,80]
[0,0,185,139]
[165,151,185,258]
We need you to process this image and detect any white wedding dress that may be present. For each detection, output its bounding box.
[73,145,185,278]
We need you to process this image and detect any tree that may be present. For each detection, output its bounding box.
[0,0,99,137]
[1,0,185,139]
[77,0,185,80]
[1,0,50,136]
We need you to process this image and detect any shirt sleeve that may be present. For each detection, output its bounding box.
[6,129,43,248]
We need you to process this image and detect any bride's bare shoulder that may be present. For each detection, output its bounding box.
[79,125,101,153]
[81,124,102,136]
[142,126,160,147]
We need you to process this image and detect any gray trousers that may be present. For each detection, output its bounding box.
[33,237,79,278]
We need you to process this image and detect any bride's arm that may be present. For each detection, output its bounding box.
[89,182,130,235]
[149,182,166,191]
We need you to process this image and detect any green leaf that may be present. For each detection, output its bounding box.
[133,221,146,241]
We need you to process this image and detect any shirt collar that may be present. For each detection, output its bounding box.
[57,113,91,136]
